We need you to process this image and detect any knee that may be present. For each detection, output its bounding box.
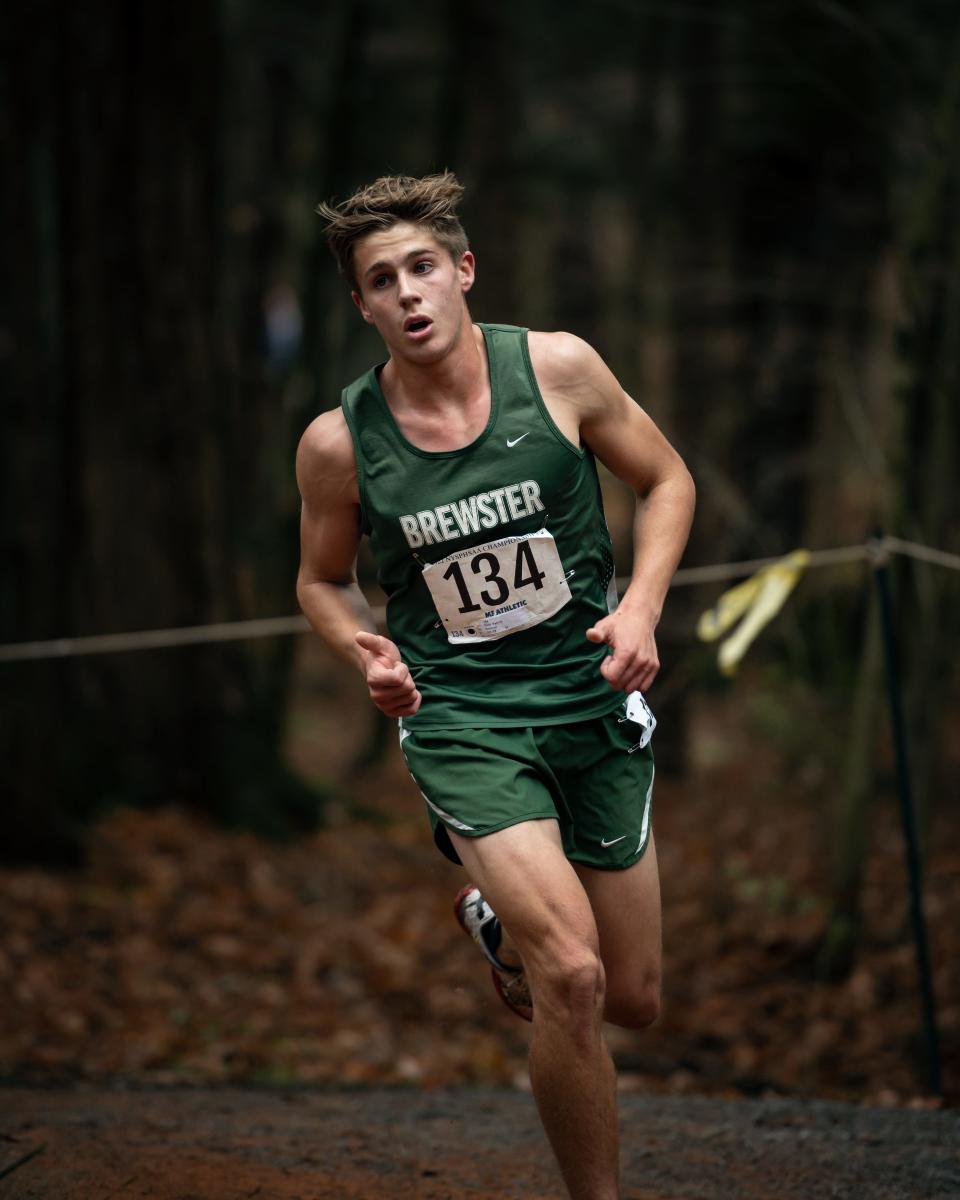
[604,980,661,1030]
[533,947,606,1027]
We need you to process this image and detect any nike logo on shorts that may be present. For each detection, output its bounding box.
[506,433,530,448]
[600,834,628,848]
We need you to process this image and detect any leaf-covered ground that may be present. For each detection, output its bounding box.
[1,722,957,1106]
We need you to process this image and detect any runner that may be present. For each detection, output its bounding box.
[296,172,695,1200]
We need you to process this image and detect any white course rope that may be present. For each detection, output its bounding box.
[669,543,871,585]
[883,536,960,572]
[0,615,314,663]
[1,536,956,664]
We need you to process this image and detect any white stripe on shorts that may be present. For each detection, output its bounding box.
[398,731,477,833]
[421,791,477,833]
[636,764,655,854]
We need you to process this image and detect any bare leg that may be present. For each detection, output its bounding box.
[450,820,621,1200]
[573,833,662,1029]
[493,833,662,1027]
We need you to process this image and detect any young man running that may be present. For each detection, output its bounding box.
[296,172,695,1200]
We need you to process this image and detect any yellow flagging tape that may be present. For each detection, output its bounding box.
[696,549,810,675]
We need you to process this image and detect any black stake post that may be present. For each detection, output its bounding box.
[870,533,941,1096]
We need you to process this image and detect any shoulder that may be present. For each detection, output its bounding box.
[295,408,357,501]
[526,330,599,380]
[526,330,619,412]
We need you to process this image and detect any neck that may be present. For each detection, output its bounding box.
[382,309,485,413]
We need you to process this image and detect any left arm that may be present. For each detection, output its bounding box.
[529,332,696,694]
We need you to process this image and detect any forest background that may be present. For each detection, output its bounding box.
[1,0,958,1103]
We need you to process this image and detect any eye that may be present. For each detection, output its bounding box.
[413,260,433,274]
[372,274,390,289]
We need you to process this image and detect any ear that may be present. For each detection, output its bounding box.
[458,250,476,295]
[351,289,374,325]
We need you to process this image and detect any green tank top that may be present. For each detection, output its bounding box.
[341,323,622,729]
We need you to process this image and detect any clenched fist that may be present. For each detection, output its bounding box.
[585,609,660,694]
[355,631,422,717]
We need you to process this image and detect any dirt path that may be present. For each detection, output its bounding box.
[0,1085,956,1199]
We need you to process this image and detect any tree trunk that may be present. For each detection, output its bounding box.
[816,586,884,979]
[1,1,317,863]
[897,28,960,852]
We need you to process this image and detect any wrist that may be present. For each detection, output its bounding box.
[616,589,661,626]
[350,638,374,674]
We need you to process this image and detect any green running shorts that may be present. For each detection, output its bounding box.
[398,699,655,871]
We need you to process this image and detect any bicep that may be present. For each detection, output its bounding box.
[298,492,362,586]
[581,389,688,497]
[533,332,688,496]
[295,417,363,585]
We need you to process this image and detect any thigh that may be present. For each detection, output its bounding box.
[448,820,600,978]
[573,831,662,997]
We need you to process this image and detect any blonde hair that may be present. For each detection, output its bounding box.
[316,171,469,290]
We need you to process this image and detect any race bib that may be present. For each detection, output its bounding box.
[422,528,572,644]
[623,690,656,750]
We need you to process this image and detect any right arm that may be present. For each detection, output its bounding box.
[295,411,421,717]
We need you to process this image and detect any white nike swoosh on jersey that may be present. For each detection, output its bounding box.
[506,433,530,447]
[600,834,628,848]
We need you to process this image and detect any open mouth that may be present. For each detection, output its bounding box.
[405,318,431,334]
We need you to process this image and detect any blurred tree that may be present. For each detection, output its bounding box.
[2,0,957,872]
[895,13,960,844]
[818,4,960,977]
[1,1,318,861]
[725,0,900,977]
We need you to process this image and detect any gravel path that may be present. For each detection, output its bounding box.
[0,1085,956,1199]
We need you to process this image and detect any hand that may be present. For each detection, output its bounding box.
[355,631,422,717]
[585,610,660,694]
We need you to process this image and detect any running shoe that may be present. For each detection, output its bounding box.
[454,883,533,1022]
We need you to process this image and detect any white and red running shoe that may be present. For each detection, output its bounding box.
[454,883,533,1022]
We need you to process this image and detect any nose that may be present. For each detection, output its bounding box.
[397,269,421,306]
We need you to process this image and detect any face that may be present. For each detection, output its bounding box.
[350,222,475,364]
